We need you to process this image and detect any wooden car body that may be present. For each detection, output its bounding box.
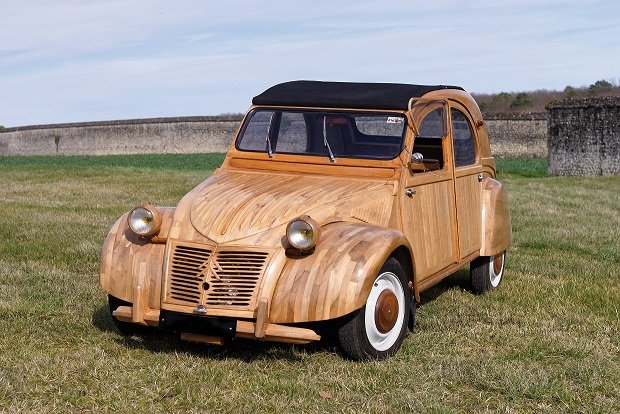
[100,81,512,357]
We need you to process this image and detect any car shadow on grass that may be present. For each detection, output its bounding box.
[91,304,339,362]
[417,267,473,306]
[91,268,473,361]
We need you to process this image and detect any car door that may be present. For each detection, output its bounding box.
[402,101,458,286]
[450,104,483,260]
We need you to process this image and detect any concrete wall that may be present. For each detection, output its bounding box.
[0,116,242,156]
[547,97,620,176]
[0,113,548,158]
[484,112,547,158]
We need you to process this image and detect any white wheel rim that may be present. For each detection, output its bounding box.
[489,252,505,288]
[364,272,405,351]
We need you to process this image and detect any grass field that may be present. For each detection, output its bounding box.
[0,154,618,413]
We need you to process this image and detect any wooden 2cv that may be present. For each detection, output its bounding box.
[100,81,512,360]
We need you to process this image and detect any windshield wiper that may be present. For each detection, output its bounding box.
[323,116,336,163]
[266,113,275,158]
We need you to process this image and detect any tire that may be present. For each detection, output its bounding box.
[337,257,411,360]
[470,251,506,294]
[107,295,144,335]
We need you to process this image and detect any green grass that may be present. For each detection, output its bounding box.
[496,157,548,178]
[1,155,619,413]
[0,153,227,171]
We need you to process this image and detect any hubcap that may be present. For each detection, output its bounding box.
[374,290,399,333]
[493,254,504,275]
[490,252,505,288]
[364,272,405,351]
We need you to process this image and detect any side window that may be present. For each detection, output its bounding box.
[276,112,307,153]
[413,108,445,169]
[418,108,444,138]
[451,109,476,167]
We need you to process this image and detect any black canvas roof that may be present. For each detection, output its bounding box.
[252,80,464,110]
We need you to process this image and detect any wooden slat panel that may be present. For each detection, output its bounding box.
[455,173,482,258]
[480,178,513,256]
[403,180,457,278]
[163,240,275,311]
[269,222,409,323]
[99,212,169,310]
[236,321,321,344]
[229,158,398,179]
[189,170,391,243]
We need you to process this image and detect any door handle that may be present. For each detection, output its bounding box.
[478,174,483,182]
[405,188,416,198]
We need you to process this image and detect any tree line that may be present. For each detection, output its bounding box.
[473,79,620,113]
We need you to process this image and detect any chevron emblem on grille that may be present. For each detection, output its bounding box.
[196,258,223,281]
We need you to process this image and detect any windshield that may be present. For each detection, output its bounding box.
[236,109,407,160]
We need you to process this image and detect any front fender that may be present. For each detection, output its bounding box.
[269,222,412,324]
[99,207,175,311]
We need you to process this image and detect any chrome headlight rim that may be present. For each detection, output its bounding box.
[127,203,162,237]
[286,215,321,251]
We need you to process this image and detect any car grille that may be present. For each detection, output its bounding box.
[165,240,271,309]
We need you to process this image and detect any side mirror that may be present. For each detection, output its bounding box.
[409,152,427,172]
[411,152,424,164]
[408,152,441,172]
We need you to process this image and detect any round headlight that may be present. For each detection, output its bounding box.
[127,204,162,237]
[286,216,321,251]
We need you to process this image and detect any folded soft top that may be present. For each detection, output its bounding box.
[252,80,464,110]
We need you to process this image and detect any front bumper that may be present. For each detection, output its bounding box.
[111,303,320,345]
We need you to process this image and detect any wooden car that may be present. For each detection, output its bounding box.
[100,81,512,360]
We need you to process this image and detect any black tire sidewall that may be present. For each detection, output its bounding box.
[343,257,411,360]
[470,251,505,294]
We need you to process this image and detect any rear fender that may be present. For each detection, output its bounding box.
[480,178,512,256]
[269,222,413,324]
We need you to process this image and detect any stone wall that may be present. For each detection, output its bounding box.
[0,116,242,156]
[547,97,620,175]
[0,113,548,158]
[484,112,547,158]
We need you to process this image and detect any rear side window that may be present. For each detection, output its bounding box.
[451,109,477,167]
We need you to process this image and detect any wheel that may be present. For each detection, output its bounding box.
[337,257,411,360]
[108,295,144,335]
[470,251,506,294]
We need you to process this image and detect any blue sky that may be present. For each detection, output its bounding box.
[1,0,618,127]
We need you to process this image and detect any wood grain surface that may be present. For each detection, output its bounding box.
[100,207,175,310]
[480,177,513,256]
[402,175,458,279]
[269,222,411,323]
[455,171,483,259]
[189,169,391,244]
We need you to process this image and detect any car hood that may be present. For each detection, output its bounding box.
[189,170,390,243]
